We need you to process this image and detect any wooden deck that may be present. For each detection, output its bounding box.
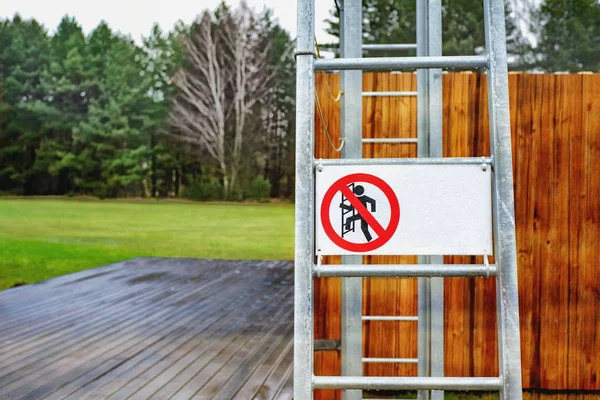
[0,258,294,400]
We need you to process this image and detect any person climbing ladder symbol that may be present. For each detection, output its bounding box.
[340,185,376,242]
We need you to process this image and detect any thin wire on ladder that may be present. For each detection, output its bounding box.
[314,37,344,152]
[315,38,342,102]
[315,88,344,152]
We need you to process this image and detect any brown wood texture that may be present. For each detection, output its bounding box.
[313,72,600,397]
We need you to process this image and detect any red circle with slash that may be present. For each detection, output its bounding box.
[321,173,400,252]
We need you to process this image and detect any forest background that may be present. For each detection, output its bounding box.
[1,0,598,201]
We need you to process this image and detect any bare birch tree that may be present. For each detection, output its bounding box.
[169,3,273,198]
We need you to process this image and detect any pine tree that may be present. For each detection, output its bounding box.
[529,0,600,71]
[30,16,90,194]
[259,10,295,197]
[0,16,51,194]
[77,32,153,197]
[141,24,183,197]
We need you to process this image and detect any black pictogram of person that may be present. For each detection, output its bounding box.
[340,185,376,242]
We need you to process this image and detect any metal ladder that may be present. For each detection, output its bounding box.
[357,5,443,399]
[293,0,522,398]
[360,3,444,400]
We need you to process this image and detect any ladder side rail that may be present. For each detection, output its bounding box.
[426,1,445,399]
[482,0,523,398]
[293,0,315,398]
[339,1,364,400]
[416,1,431,398]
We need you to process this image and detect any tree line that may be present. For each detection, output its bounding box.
[0,2,295,200]
[1,0,599,200]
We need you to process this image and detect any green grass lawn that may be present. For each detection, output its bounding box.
[0,198,294,290]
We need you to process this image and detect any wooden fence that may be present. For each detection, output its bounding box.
[313,72,600,398]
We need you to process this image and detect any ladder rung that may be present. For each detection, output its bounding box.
[316,156,492,167]
[362,357,419,364]
[318,44,418,53]
[362,316,418,321]
[314,264,496,278]
[312,376,503,391]
[362,138,418,144]
[362,44,417,51]
[314,55,488,71]
[362,91,417,97]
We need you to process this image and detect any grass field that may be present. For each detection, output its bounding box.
[0,198,294,290]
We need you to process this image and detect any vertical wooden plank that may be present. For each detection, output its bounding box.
[480,71,497,378]
[538,74,571,389]
[313,273,341,400]
[532,73,550,389]
[314,72,342,400]
[579,73,600,390]
[537,73,559,389]
[396,72,417,158]
[362,73,376,159]
[511,71,536,389]
[511,70,533,390]
[517,73,543,389]
[363,275,398,377]
[567,74,584,390]
[315,73,341,159]
[443,72,465,377]
[362,257,417,378]
[375,73,390,158]
[386,73,399,158]
[443,72,474,377]
[314,351,341,400]
[396,275,418,377]
[470,72,498,378]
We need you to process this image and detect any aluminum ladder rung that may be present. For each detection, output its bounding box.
[316,44,417,53]
[362,91,417,97]
[312,376,503,391]
[314,55,488,71]
[362,44,417,51]
[314,264,496,278]
[362,316,418,321]
[362,396,418,400]
[362,138,418,144]
[316,156,492,167]
[362,357,419,364]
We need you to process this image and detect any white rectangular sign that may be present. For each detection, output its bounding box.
[315,164,493,256]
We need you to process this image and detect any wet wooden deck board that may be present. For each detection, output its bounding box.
[0,258,294,400]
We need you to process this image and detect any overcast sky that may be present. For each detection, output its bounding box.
[1,0,337,43]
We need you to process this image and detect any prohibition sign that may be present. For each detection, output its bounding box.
[320,173,400,252]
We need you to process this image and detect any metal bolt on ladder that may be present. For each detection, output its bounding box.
[293,0,522,399]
